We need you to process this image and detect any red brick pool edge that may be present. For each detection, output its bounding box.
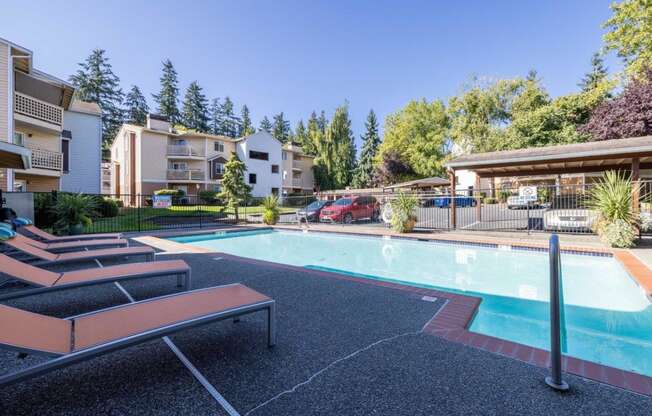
[222,252,652,397]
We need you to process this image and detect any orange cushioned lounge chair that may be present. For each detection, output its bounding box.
[0,284,276,387]
[21,224,122,243]
[0,253,191,301]
[15,233,128,252]
[1,236,154,265]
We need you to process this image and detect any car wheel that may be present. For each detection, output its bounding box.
[344,213,353,224]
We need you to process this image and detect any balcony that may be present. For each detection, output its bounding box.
[292,161,302,171]
[29,147,63,171]
[14,92,63,131]
[167,145,204,158]
[167,169,205,181]
[292,177,302,187]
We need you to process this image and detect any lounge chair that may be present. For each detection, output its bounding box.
[14,234,128,252]
[0,253,191,301]
[1,236,154,265]
[20,224,122,242]
[0,284,276,386]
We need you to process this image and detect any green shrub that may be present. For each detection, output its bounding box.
[53,193,97,235]
[589,171,636,224]
[498,190,512,203]
[262,195,280,225]
[600,219,637,248]
[483,197,497,204]
[34,192,58,228]
[198,190,221,204]
[97,197,119,218]
[154,188,185,204]
[389,192,418,233]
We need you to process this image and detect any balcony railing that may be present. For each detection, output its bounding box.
[292,161,302,170]
[29,147,63,171]
[166,169,205,181]
[167,145,204,157]
[14,92,63,127]
[292,178,302,187]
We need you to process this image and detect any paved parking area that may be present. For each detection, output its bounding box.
[0,244,650,415]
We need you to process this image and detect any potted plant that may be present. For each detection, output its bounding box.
[588,170,638,248]
[389,191,418,233]
[262,195,281,225]
[53,193,97,235]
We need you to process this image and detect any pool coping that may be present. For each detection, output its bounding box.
[137,228,652,396]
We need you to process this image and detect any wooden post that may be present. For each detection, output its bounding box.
[632,157,640,217]
[475,174,482,222]
[449,170,457,229]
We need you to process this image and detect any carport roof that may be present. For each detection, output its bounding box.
[384,176,450,189]
[445,136,652,177]
[0,141,31,169]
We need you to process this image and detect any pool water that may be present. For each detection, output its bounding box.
[170,229,652,376]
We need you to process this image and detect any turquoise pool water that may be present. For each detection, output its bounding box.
[171,229,652,376]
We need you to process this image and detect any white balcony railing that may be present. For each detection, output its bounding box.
[30,147,63,171]
[292,178,302,187]
[166,169,205,181]
[292,161,302,170]
[14,92,63,127]
[167,145,204,157]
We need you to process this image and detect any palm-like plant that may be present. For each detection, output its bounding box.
[389,191,419,232]
[53,193,97,235]
[262,195,280,225]
[588,170,638,225]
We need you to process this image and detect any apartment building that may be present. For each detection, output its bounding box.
[281,143,315,195]
[0,37,102,193]
[110,115,316,202]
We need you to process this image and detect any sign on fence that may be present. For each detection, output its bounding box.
[153,195,172,208]
[519,186,537,199]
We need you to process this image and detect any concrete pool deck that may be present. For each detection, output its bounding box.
[1,243,651,415]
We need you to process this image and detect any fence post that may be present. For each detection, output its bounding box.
[137,195,142,232]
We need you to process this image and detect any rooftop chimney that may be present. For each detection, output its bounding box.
[146,114,171,132]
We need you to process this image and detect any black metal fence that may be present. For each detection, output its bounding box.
[4,181,652,235]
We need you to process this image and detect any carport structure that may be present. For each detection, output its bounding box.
[445,136,652,229]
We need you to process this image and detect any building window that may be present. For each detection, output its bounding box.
[170,162,187,170]
[213,162,224,176]
[249,150,269,160]
[214,142,224,152]
[271,164,279,173]
[249,173,257,184]
[271,187,279,195]
[213,184,222,193]
[62,139,70,173]
[282,151,287,161]
[13,132,25,146]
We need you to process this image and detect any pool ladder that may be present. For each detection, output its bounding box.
[546,234,570,391]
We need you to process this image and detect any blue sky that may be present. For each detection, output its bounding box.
[4,0,620,146]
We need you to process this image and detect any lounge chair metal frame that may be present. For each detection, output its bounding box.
[0,284,276,387]
[0,259,191,302]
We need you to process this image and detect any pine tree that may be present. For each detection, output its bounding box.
[218,152,252,221]
[239,105,255,136]
[69,49,124,149]
[579,52,609,91]
[328,105,356,188]
[294,120,308,148]
[209,98,224,135]
[352,109,380,188]
[124,85,149,126]
[152,59,180,124]
[272,112,292,142]
[181,81,209,132]
[259,116,272,132]
[220,97,240,137]
[317,110,328,132]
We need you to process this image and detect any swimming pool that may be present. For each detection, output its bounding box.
[170,229,652,376]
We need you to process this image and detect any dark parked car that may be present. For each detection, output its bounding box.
[319,196,380,223]
[297,200,333,222]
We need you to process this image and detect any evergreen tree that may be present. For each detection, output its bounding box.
[272,112,292,142]
[579,52,609,91]
[259,116,273,132]
[152,59,180,124]
[317,110,328,132]
[352,109,381,188]
[209,98,224,135]
[294,120,308,148]
[304,111,321,156]
[329,105,356,188]
[181,81,209,132]
[220,97,240,137]
[239,105,255,136]
[218,152,252,221]
[124,85,149,126]
[69,49,124,149]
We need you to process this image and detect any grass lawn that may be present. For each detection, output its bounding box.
[84,204,298,233]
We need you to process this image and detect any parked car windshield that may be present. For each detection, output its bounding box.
[334,198,353,206]
[306,200,328,210]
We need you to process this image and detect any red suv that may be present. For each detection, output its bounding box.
[319,196,380,223]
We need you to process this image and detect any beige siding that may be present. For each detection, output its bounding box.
[0,42,8,142]
[15,174,59,192]
[206,137,235,159]
[140,130,169,182]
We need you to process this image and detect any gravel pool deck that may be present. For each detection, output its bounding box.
[0,238,651,415]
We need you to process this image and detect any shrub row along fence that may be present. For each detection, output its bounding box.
[6,181,652,235]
